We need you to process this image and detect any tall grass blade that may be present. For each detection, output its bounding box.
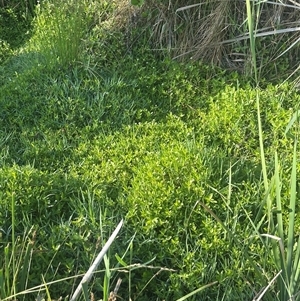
[252,270,282,301]
[286,141,297,296]
[11,192,16,297]
[4,244,10,297]
[81,281,89,301]
[0,268,6,299]
[129,240,133,299]
[274,153,288,301]
[245,0,269,198]
[292,234,300,293]
[245,0,257,83]
[42,274,52,301]
[102,254,111,301]
[256,85,268,196]
[176,281,218,301]
[221,28,300,45]
[18,229,34,301]
[275,153,284,241]
[285,110,300,138]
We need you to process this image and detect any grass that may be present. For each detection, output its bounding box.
[26,0,89,68]
[69,219,124,301]
[246,0,300,299]
[0,0,300,300]
[136,0,300,80]
[198,0,300,299]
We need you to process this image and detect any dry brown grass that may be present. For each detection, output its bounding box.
[127,0,300,76]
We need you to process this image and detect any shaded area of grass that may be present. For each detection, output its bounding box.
[0,0,37,64]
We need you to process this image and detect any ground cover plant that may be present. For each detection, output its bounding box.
[1,0,300,300]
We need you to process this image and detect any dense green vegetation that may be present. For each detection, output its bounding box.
[1,0,300,300]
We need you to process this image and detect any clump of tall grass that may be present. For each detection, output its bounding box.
[132,0,300,78]
[245,3,300,297]
[26,0,90,68]
[198,0,300,299]
[1,217,125,301]
[0,193,35,301]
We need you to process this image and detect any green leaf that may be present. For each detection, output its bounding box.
[176,281,218,301]
[285,110,300,138]
[131,0,144,6]
[81,281,89,301]
[115,254,128,267]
